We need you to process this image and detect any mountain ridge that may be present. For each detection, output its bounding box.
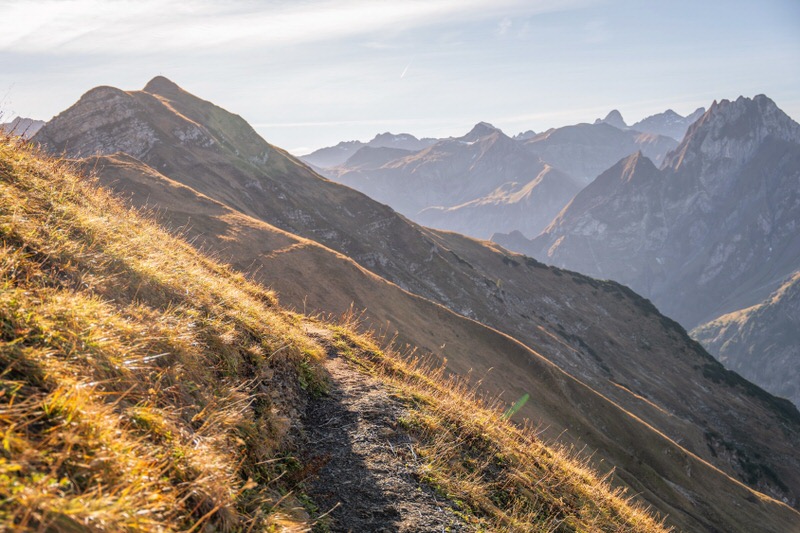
[497,94,800,410]
[30,77,800,531]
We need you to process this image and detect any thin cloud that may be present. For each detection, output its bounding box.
[0,0,590,54]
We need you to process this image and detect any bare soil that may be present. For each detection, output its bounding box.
[300,338,468,532]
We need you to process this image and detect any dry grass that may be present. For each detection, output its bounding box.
[0,136,669,532]
[0,137,325,531]
[328,313,671,533]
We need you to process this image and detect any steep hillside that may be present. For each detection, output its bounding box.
[32,78,800,530]
[0,133,682,532]
[692,272,800,407]
[81,140,800,533]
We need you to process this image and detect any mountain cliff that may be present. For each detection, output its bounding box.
[31,78,800,531]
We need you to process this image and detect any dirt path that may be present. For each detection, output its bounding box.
[301,336,468,532]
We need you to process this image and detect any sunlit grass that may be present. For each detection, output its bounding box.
[327,312,671,533]
[0,136,669,532]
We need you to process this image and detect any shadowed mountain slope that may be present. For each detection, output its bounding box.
[32,78,800,530]
[498,96,800,408]
[692,272,800,407]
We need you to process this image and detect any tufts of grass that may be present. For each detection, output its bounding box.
[0,136,321,531]
[0,135,669,532]
[327,311,671,533]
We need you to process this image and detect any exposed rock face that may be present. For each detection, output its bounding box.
[498,95,800,405]
[34,79,800,523]
[692,272,800,407]
[0,116,45,139]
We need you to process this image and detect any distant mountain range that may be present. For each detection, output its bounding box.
[304,97,800,413]
[595,107,706,140]
[309,120,678,239]
[497,95,800,407]
[302,131,438,168]
[30,77,800,532]
[0,116,45,139]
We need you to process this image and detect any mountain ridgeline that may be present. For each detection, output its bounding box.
[30,77,800,532]
[497,95,800,408]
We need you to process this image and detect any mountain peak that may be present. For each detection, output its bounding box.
[143,76,183,96]
[460,121,501,141]
[668,94,800,172]
[595,110,628,130]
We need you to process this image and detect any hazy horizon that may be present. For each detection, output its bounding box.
[2,0,798,154]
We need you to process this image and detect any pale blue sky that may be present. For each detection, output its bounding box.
[2,0,798,154]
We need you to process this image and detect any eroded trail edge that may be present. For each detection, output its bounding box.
[301,334,467,532]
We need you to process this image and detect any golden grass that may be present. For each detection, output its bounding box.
[327,315,671,533]
[0,137,323,531]
[0,137,669,532]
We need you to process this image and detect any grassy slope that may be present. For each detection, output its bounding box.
[0,139,672,531]
[66,80,799,508]
[82,151,800,533]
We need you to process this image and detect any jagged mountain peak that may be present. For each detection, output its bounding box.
[370,132,416,143]
[567,151,660,211]
[665,94,800,173]
[629,107,707,142]
[619,150,658,182]
[513,129,537,141]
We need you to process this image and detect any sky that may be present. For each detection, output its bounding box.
[1,0,799,155]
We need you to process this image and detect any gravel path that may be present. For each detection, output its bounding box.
[301,336,468,532]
